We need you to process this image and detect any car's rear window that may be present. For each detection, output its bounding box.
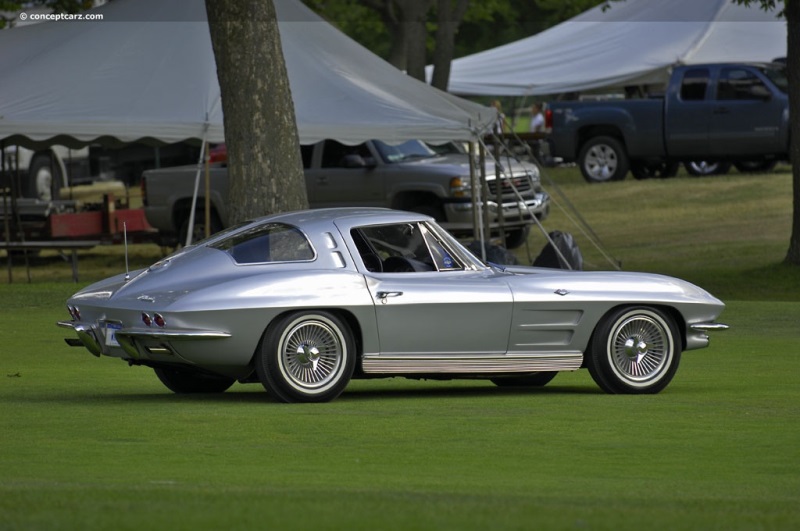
[208,223,315,264]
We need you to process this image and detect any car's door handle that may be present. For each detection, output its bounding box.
[376,291,403,302]
[713,107,730,115]
[316,176,329,185]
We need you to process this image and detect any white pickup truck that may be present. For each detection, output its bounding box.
[141,139,550,248]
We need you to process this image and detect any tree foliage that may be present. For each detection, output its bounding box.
[302,0,604,88]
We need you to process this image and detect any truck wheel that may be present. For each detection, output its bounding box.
[408,202,445,221]
[733,160,777,174]
[26,152,64,200]
[630,161,679,180]
[578,136,629,183]
[504,226,530,249]
[684,161,731,176]
[178,213,222,247]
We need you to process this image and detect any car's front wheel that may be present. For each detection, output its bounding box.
[256,311,355,403]
[154,367,235,394]
[578,136,629,183]
[586,306,681,394]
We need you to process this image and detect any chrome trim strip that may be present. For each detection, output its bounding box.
[362,352,583,374]
[691,323,729,331]
[115,328,232,341]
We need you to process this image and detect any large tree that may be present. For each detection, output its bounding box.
[205,0,308,226]
[739,0,799,265]
[782,0,799,265]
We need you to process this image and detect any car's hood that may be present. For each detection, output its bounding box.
[396,153,539,180]
[498,265,724,306]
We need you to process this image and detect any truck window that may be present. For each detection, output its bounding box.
[680,68,709,101]
[300,145,314,169]
[320,141,372,168]
[717,68,771,100]
[760,65,787,94]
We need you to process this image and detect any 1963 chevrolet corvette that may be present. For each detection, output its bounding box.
[58,208,727,402]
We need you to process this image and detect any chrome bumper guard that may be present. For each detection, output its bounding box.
[690,322,730,331]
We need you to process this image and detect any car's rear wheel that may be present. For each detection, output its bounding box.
[586,306,681,394]
[630,160,679,180]
[27,152,64,200]
[578,136,629,183]
[178,211,223,247]
[491,372,557,388]
[256,311,355,403]
[154,367,235,394]
[684,161,731,176]
[733,160,778,173]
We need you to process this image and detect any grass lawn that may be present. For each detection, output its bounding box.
[1,166,799,529]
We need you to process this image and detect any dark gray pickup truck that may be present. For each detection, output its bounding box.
[549,62,789,182]
[142,139,550,248]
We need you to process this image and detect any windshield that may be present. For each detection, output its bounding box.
[760,65,788,94]
[373,140,437,163]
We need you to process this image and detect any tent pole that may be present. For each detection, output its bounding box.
[185,138,207,247]
[204,144,211,238]
[469,141,479,242]
[2,142,11,283]
[479,142,490,248]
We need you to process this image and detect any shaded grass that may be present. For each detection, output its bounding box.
[1,285,799,530]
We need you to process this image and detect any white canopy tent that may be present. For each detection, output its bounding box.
[440,0,787,96]
[0,0,495,149]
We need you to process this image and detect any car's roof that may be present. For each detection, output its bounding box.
[252,207,430,229]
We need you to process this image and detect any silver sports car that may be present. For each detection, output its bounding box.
[59,208,727,402]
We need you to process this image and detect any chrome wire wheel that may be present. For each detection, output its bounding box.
[257,311,355,403]
[607,313,671,385]
[587,307,680,394]
[278,316,345,392]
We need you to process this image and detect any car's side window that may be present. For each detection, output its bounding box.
[300,145,314,169]
[320,140,373,168]
[209,223,315,264]
[716,68,771,101]
[679,68,709,101]
[351,222,464,273]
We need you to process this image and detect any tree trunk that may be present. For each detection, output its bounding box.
[786,0,800,265]
[205,0,308,227]
[363,0,407,70]
[396,0,433,81]
[430,0,470,90]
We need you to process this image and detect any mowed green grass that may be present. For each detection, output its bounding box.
[1,166,799,529]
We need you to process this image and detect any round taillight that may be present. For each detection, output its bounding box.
[154,313,166,328]
[142,312,152,327]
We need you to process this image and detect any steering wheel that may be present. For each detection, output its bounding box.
[383,256,415,273]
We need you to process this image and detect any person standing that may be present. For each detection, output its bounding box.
[491,100,507,135]
[529,102,545,133]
